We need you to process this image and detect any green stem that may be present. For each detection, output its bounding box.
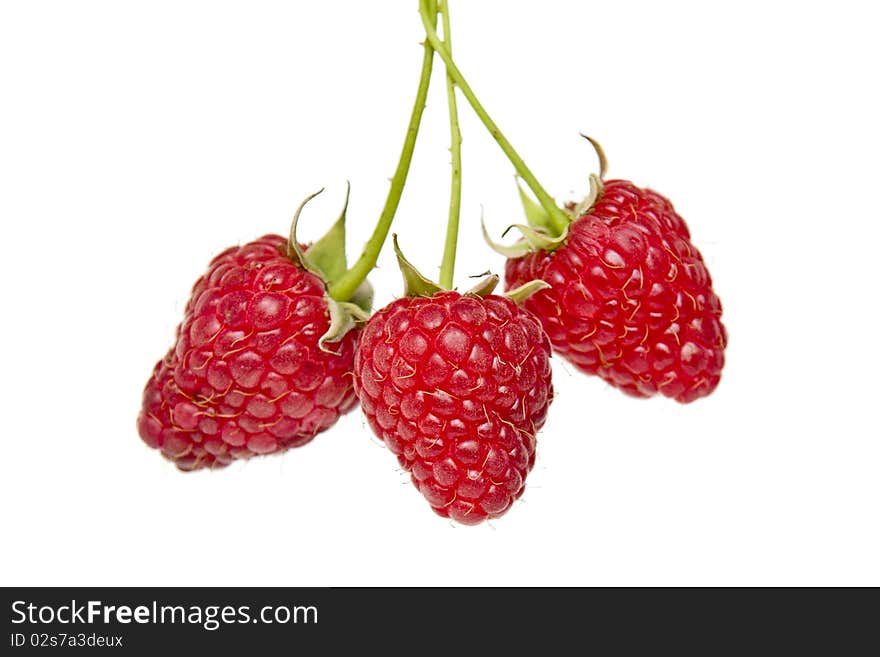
[438,0,461,290]
[328,2,439,302]
[417,0,569,235]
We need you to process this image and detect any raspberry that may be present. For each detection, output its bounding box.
[354,291,553,524]
[137,235,359,471]
[505,180,727,403]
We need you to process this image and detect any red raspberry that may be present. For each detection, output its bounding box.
[137,235,359,471]
[354,291,553,524]
[505,180,727,403]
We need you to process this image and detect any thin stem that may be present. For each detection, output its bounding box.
[417,0,569,235]
[438,0,462,290]
[328,2,439,302]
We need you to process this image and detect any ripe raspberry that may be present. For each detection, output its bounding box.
[354,291,553,524]
[137,235,359,471]
[505,180,726,403]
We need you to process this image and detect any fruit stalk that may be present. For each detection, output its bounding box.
[328,2,439,301]
[417,0,570,235]
[437,0,462,290]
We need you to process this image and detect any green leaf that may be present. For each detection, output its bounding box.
[305,182,350,284]
[393,235,442,298]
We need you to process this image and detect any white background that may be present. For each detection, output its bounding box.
[1,1,878,586]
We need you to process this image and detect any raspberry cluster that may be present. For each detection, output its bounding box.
[137,4,728,526]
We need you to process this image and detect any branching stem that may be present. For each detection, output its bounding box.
[417,0,569,235]
[329,2,440,301]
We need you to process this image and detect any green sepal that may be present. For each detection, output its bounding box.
[349,279,374,314]
[393,234,442,298]
[580,133,608,180]
[319,298,370,354]
[569,134,608,217]
[286,187,369,349]
[502,222,569,252]
[517,177,561,235]
[572,173,603,218]
[305,181,350,283]
[505,279,551,305]
[483,203,569,259]
[287,189,325,273]
[481,212,531,258]
[287,185,359,293]
[464,274,499,298]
